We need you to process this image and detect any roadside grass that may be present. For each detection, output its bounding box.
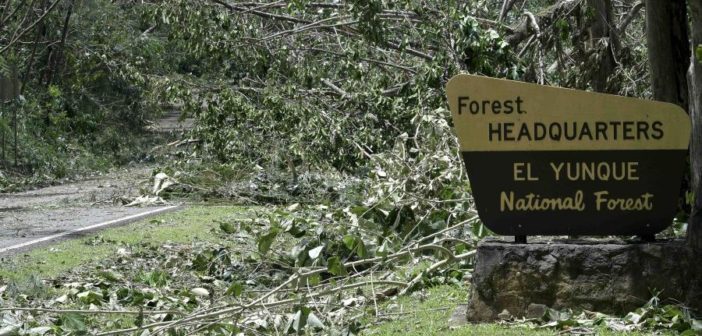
[0,205,259,281]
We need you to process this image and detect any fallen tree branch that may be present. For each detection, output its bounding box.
[261,14,354,40]
[95,235,474,335]
[414,214,479,244]
[616,1,644,34]
[0,307,184,315]
[211,0,308,24]
[209,0,434,60]
[505,0,581,46]
[398,250,476,296]
[300,47,418,74]
[524,10,541,36]
[321,78,350,98]
[98,280,407,336]
[499,0,519,22]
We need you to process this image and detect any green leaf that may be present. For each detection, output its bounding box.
[696,45,702,62]
[203,324,240,334]
[282,219,306,238]
[327,256,347,276]
[342,235,356,250]
[219,221,236,234]
[257,227,280,254]
[99,270,123,282]
[192,252,212,272]
[454,243,468,255]
[307,274,321,286]
[139,270,169,287]
[342,234,367,258]
[355,238,368,258]
[556,319,578,328]
[225,282,244,297]
[76,291,103,305]
[60,313,87,333]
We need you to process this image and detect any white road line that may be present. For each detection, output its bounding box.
[0,205,180,254]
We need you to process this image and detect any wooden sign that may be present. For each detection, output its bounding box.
[447,74,691,236]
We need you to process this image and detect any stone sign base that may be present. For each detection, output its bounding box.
[464,237,702,322]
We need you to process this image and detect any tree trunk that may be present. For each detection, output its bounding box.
[688,0,702,251]
[587,0,619,93]
[645,0,692,251]
[22,0,48,94]
[0,74,19,101]
[46,0,73,85]
[645,0,690,108]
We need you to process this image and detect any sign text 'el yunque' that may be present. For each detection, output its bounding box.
[447,75,691,236]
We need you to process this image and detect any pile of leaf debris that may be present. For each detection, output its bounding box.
[0,202,479,335]
[500,301,702,335]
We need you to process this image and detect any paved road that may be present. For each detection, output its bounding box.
[0,110,195,255]
[0,167,178,255]
[152,109,194,133]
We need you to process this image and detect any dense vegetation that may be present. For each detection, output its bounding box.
[0,0,168,188]
[1,0,701,335]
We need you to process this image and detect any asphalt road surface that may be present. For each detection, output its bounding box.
[0,167,178,255]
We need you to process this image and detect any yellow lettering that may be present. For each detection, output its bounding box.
[500,191,514,211]
[628,162,639,181]
[514,163,526,181]
[594,190,609,211]
[526,163,539,181]
[593,190,654,211]
[550,162,564,181]
[498,190,585,211]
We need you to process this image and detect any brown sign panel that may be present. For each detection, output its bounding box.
[447,74,691,236]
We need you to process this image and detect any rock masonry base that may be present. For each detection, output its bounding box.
[463,237,702,322]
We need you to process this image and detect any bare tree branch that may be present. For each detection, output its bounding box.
[499,0,519,22]
[0,307,184,315]
[321,78,350,98]
[617,1,644,34]
[0,0,26,30]
[0,0,61,54]
[209,0,434,60]
[506,0,581,46]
